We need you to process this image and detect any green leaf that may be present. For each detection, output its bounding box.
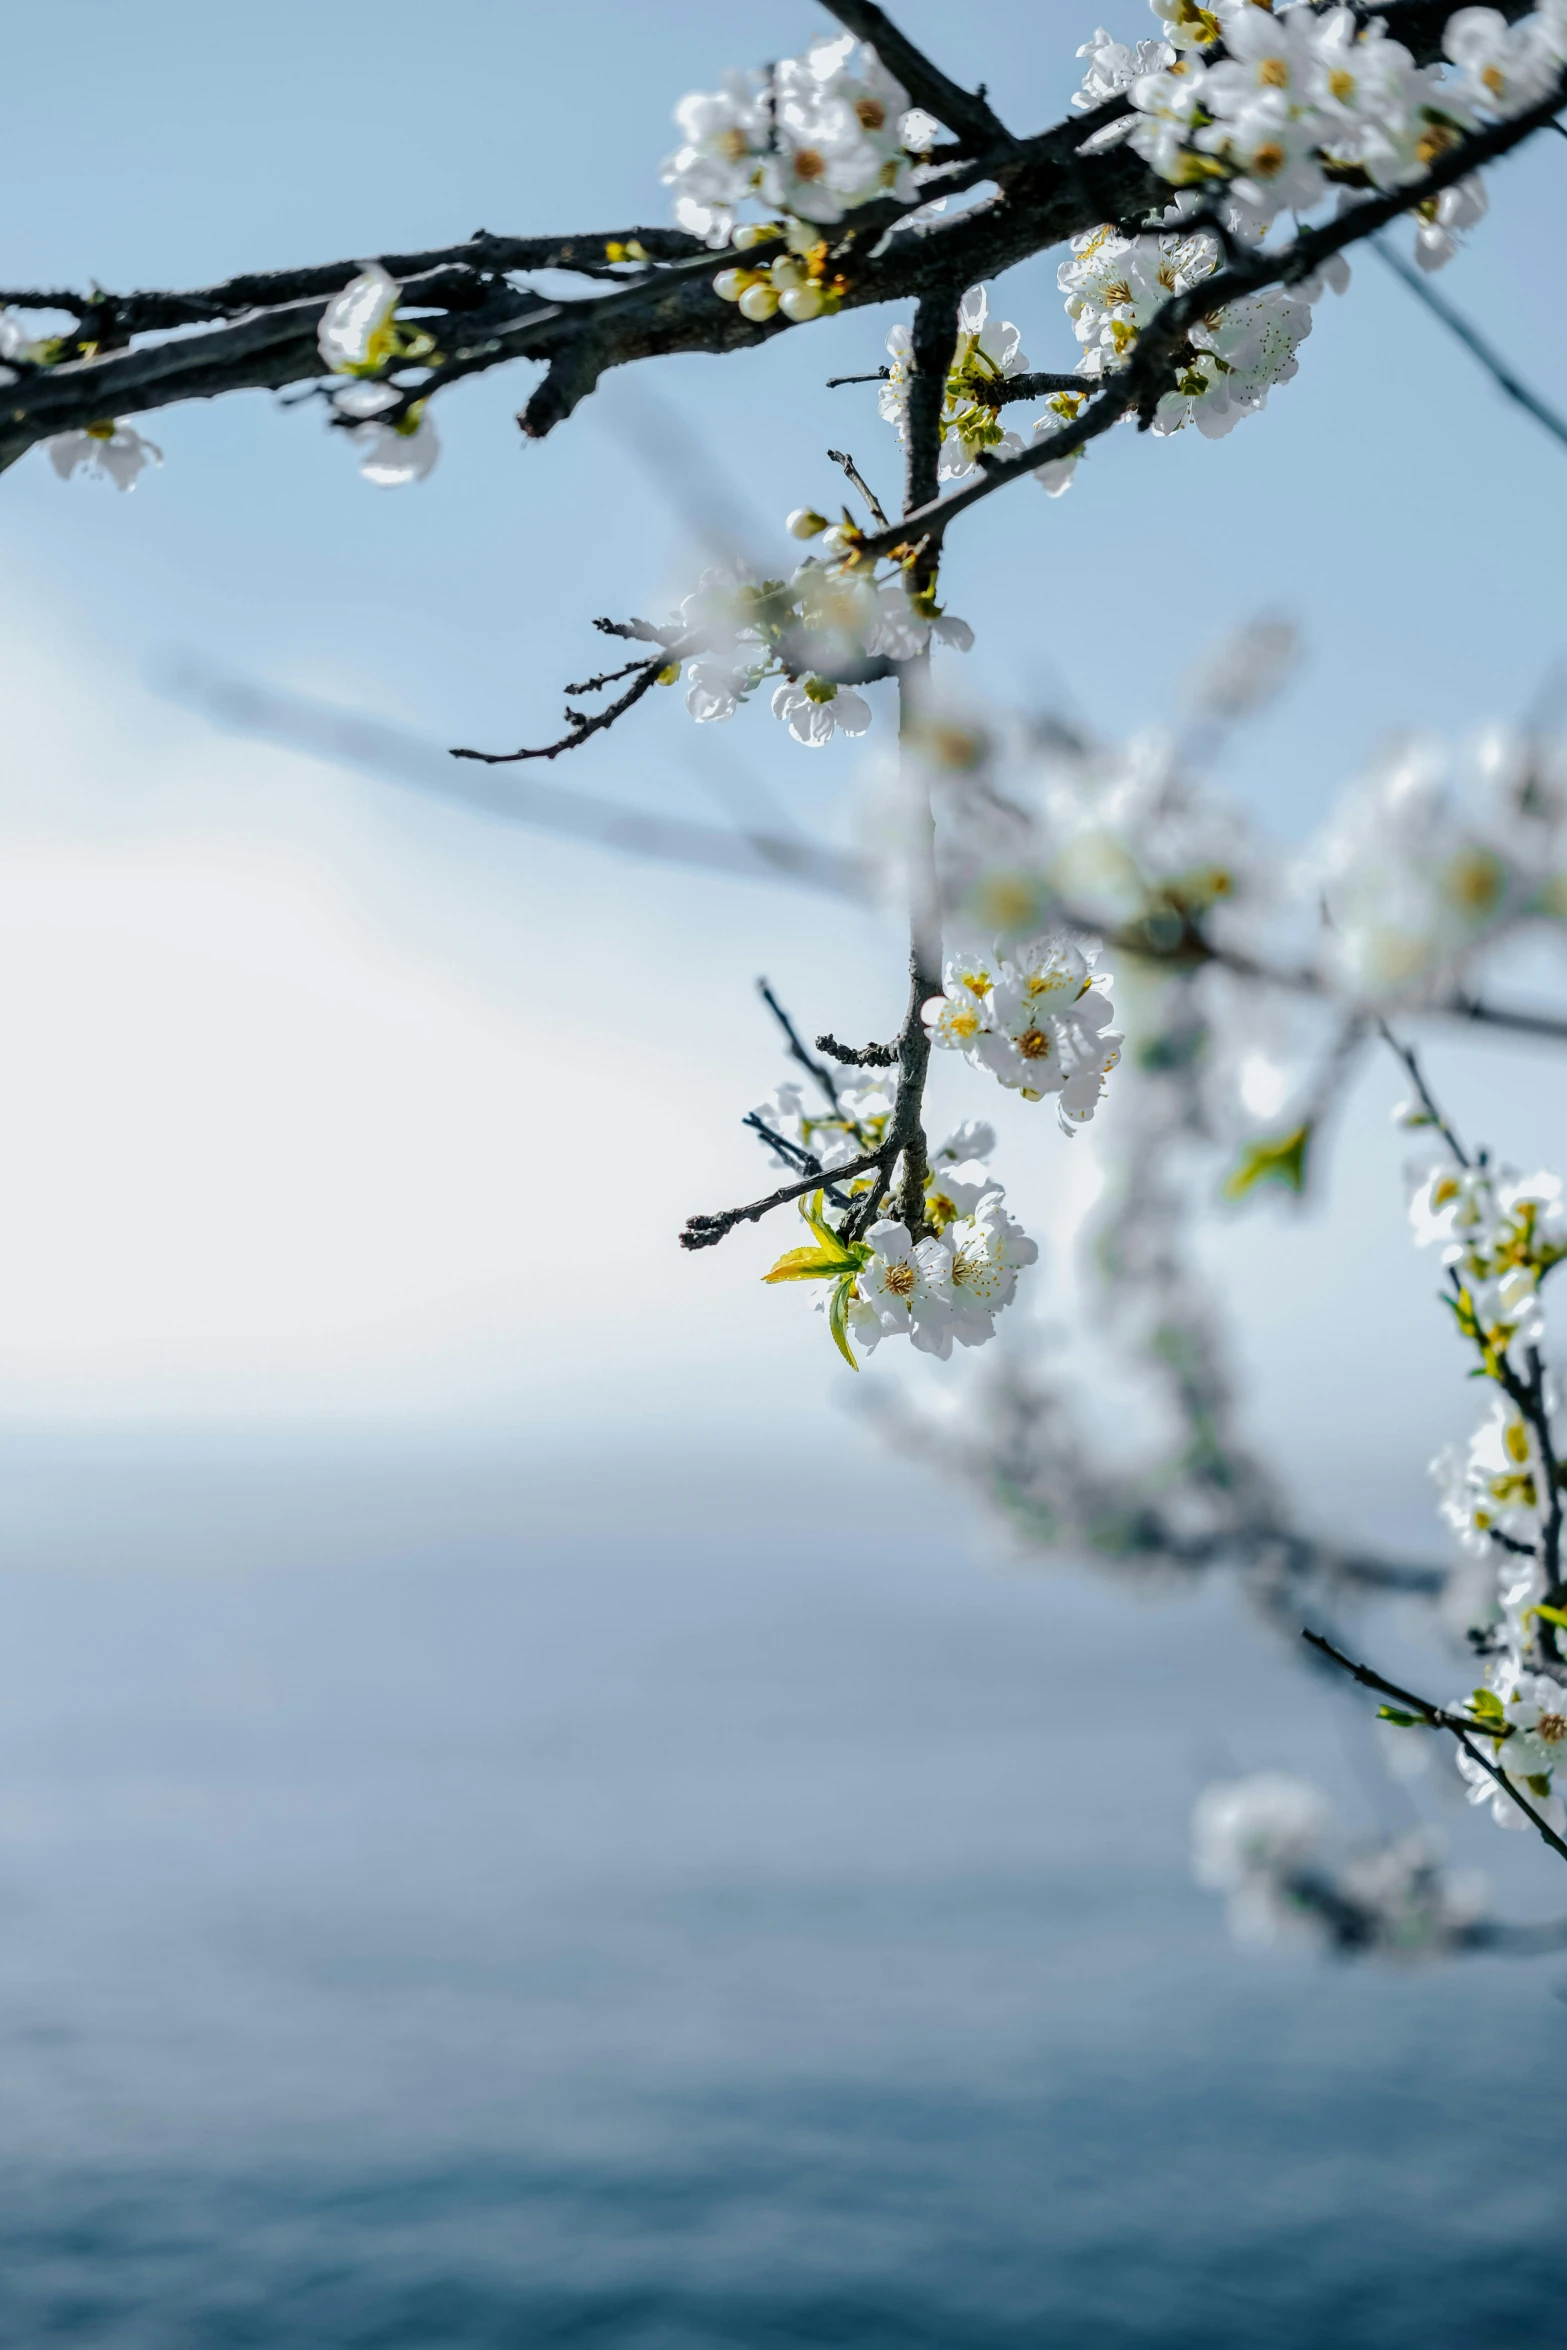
[1469,1686,1506,1720]
[798,1189,863,1266]
[827,1276,860,1372]
[1221,1123,1311,1204]
[763,1245,848,1284]
[1377,1706,1428,1728]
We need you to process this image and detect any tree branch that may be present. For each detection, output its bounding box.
[0,4,1547,480]
[816,0,1018,152]
[757,978,847,1113]
[1376,1020,1472,1166]
[1304,1627,1567,1864]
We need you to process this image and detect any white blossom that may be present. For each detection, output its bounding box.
[771,675,872,747]
[46,422,163,490]
[1413,173,1489,270]
[1456,1723,1567,1835]
[332,380,439,485]
[944,1197,1039,1346]
[318,265,402,374]
[1309,738,1528,1005]
[849,1218,956,1355]
[661,69,773,241]
[1432,1396,1544,1560]
[664,34,926,241]
[1444,6,1562,116]
[881,283,1031,480]
[1075,25,1175,110]
[1192,1773,1327,1942]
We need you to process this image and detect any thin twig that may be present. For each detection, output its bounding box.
[757,979,845,1113]
[826,447,891,529]
[1375,1020,1471,1166]
[816,1031,898,1067]
[741,1114,854,1208]
[680,1147,882,1250]
[450,660,666,763]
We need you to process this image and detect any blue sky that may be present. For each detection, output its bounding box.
[1,0,1566,1548]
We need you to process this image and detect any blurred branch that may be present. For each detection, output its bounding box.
[1371,233,1567,456]
[157,659,869,901]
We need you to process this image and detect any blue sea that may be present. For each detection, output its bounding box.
[0,1432,1562,2347]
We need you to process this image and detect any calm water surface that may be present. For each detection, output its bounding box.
[0,1436,1560,2346]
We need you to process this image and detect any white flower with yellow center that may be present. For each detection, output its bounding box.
[945,1198,1039,1347]
[1432,1397,1543,1560]
[318,265,403,375]
[849,1219,955,1355]
[1456,1729,1567,1832]
[771,675,872,747]
[970,935,1121,1118]
[1444,6,1561,118]
[1500,1672,1567,1781]
[662,69,772,241]
[922,954,997,1056]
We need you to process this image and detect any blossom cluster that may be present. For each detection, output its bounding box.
[661,33,937,246]
[1115,0,1565,255]
[1058,214,1328,440]
[674,557,973,748]
[1310,728,1567,1005]
[1192,1774,1490,1955]
[864,1,1566,486]
[888,687,1567,1046]
[1407,1147,1567,1833]
[922,933,1123,1131]
[754,1105,1039,1366]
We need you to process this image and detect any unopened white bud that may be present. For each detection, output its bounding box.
[738,281,780,322]
[713,269,751,303]
[787,507,828,539]
[779,284,824,322]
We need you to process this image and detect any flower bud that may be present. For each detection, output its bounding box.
[779,284,824,323]
[787,507,828,539]
[732,221,778,250]
[713,269,752,303]
[738,282,780,322]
